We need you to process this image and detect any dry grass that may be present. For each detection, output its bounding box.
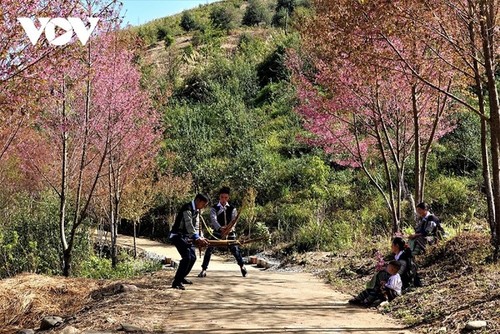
[0,270,177,333]
[0,273,102,333]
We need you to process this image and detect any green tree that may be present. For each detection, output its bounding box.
[210,6,237,31]
[276,0,297,12]
[242,0,272,26]
[156,26,170,42]
[180,12,199,32]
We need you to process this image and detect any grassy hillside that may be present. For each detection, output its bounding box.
[127,0,489,253]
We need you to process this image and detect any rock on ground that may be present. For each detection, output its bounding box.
[40,316,64,330]
[465,320,487,330]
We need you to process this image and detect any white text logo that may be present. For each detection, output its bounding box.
[18,17,99,46]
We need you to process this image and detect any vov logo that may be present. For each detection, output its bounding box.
[18,17,100,46]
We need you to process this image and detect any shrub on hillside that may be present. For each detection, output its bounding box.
[156,26,170,42]
[180,12,199,31]
[210,5,238,31]
[0,192,91,278]
[75,253,162,279]
[425,175,473,223]
[295,219,356,252]
[175,73,214,103]
[257,45,290,86]
[242,0,272,26]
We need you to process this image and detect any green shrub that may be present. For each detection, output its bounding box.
[294,219,357,252]
[425,175,472,220]
[75,253,162,279]
[157,26,170,42]
[175,73,214,103]
[276,0,298,12]
[180,12,199,31]
[164,34,175,48]
[0,192,91,278]
[209,6,237,31]
[242,0,272,26]
[272,7,290,28]
[257,43,295,86]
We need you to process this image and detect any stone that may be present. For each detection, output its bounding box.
[17,330,35,334]
[61,326,81,334]
[40,316,64,330]
[116,283,139,293]
[437,327,446,333]
[257,258,266,268]
[378,301,390,308]
[119,323,143,333]
[465,320,487,330]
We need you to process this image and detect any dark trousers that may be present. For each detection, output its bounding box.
[201,234,244,270]
[171,235,197,283]
[355,271,399,305]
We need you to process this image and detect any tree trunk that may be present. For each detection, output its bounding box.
[133,219,138,258]
[467,0,496,246]
[62,248,72,277]
[478,0,500,259]
[377,126,398,232]
[481,115,496,240]
[59,79,70,276]
[412,85,422,204]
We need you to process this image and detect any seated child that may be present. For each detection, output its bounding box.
[348,260,402,307]
[380,260,402,301]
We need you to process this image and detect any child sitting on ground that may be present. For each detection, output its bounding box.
[380,260,402,302]
[348,260,402,307]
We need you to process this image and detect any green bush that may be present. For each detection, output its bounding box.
[0,192,91,278]
[272,7,290,28]
[175,73,214,103]
[276,0,298,12]
[75,253,162,279]
[164,35,175,48]
[295,219,357,252]
[437,111,482,177]
[157,26,170,42]
[180,12,199,31]
[257,43,295,86]
[242,0,272,26]
[209,6,237,31]
[425,175,476,226]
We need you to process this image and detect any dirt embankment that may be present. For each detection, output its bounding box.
[284,232,500,334]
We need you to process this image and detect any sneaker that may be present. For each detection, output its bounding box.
[198,270,206,278]
[171,282,185,290]
[240,266,247,277]
[182,278,193,284]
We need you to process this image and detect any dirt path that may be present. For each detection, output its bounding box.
[81,235,412,334]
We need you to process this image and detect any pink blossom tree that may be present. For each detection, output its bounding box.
[290,50,455,232]
[91,32,161,267]
[0,0,74,165]
[14,0,161,276]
